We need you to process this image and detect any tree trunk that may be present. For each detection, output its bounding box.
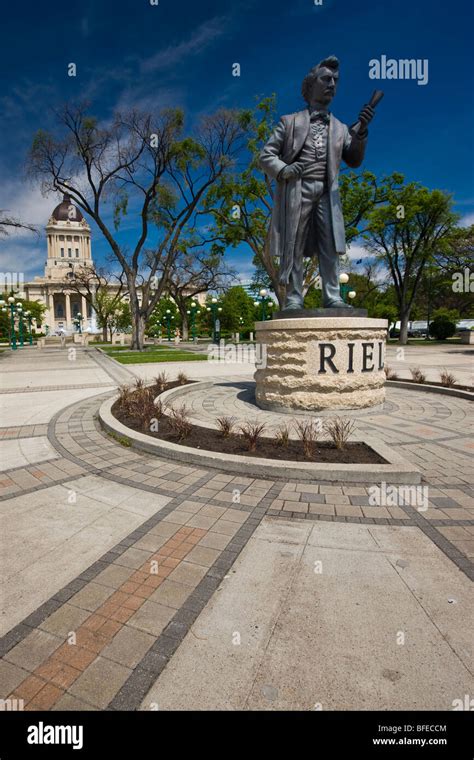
[181,311,189,341]
[128,280,145,351]
[399,313,410,345]
[102,325,108,342]
[131,314,146,350]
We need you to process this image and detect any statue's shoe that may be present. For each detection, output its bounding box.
[324,301,354,309]
[283,301,304,310]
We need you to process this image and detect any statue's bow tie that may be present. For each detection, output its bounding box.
[310,110,330,123]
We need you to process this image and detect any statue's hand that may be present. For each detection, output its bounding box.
[279,162,304,181]
[358,104,375,130]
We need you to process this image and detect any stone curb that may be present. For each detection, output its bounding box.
[98,386,421,484]
[386,380,474,401]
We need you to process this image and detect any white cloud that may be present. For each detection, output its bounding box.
[460,212,474,228]
[140,16,229,74]
[345,243,371,262]
[0,179,58,240]
[0,242,45,281]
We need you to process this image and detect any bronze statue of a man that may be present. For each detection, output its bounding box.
[260,56,375,311]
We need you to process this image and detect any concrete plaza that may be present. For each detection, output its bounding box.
[0,344,472,711]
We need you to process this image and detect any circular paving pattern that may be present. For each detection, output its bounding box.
[0,349,472,713]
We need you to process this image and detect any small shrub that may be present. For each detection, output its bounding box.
[117,384,132,411]
[439,368,457,388]
[429,316,456,340]
[167,404,193,441]
[177,371,189,386]
[324,417,355,450]
[384,364,398,381]
[154,398,165,419]
[216,415,236,437]
[134,377,145,390]
[239,421,266,451]
[410,367,426,384]
[134,389,158,432]
[294,419,319,460]
[275,424,291,447]
[155,371,169,392]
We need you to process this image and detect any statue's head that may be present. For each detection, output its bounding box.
[302,56,339,107]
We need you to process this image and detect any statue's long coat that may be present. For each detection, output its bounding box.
[259,109,367,285]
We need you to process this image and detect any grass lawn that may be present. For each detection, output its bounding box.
[387,338,462,346]
[101,347,208,364]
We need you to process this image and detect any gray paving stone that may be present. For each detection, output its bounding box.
[5,629,62,671]
[69,656,132,709]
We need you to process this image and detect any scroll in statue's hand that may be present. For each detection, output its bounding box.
[357,104,375,132]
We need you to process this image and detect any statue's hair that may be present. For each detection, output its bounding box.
[301,56,339,103]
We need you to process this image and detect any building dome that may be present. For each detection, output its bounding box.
[51,193,84,222]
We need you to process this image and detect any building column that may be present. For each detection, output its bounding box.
[65,292,71,329]
[48,291,55,332]
[81,295,87,330]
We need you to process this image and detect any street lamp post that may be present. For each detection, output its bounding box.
[16,304,24,347]
[190,301,198,342]
[24,311,33,345]
[259,288,268,321]
[339,273,356,304]
[7,297,17,350]
[425,263,433,341]
[210,298,222,343]
[164,309,172,342]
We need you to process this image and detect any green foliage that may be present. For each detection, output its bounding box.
[0,293,46,340]
[432,307,460,323]
[429,315,456,340]
[110,301,131,333]
[147,298,180,336]
[95,289,128,333]
[363,175,458,342]
[206,96,282,302]
[113,190,129,231]
[304,285,323,309]
[219,286,258,333]
[371,303,398,324]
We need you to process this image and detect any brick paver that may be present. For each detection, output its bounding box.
[0,347,472,710]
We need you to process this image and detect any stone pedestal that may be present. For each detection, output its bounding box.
[254,317,388,413]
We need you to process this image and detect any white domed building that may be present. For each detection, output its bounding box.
[23,194,99,334]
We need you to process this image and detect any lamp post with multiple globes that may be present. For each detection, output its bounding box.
[339,272,357,304]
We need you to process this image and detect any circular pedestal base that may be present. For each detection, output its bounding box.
[254,317,388,413]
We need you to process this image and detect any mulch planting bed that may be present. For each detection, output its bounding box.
[112,381,386,465]
[391,378,473,393]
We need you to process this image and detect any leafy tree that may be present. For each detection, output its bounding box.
[147,297,179,339]
[0,292,46,341]
[60,265,126,342]
[28,105,243,350]
[219,286,257,335]
[165,248,235,339]
[108,301,131,339]
[363,176,458,344]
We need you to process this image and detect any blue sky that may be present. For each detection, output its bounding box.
[1,0,473,282]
